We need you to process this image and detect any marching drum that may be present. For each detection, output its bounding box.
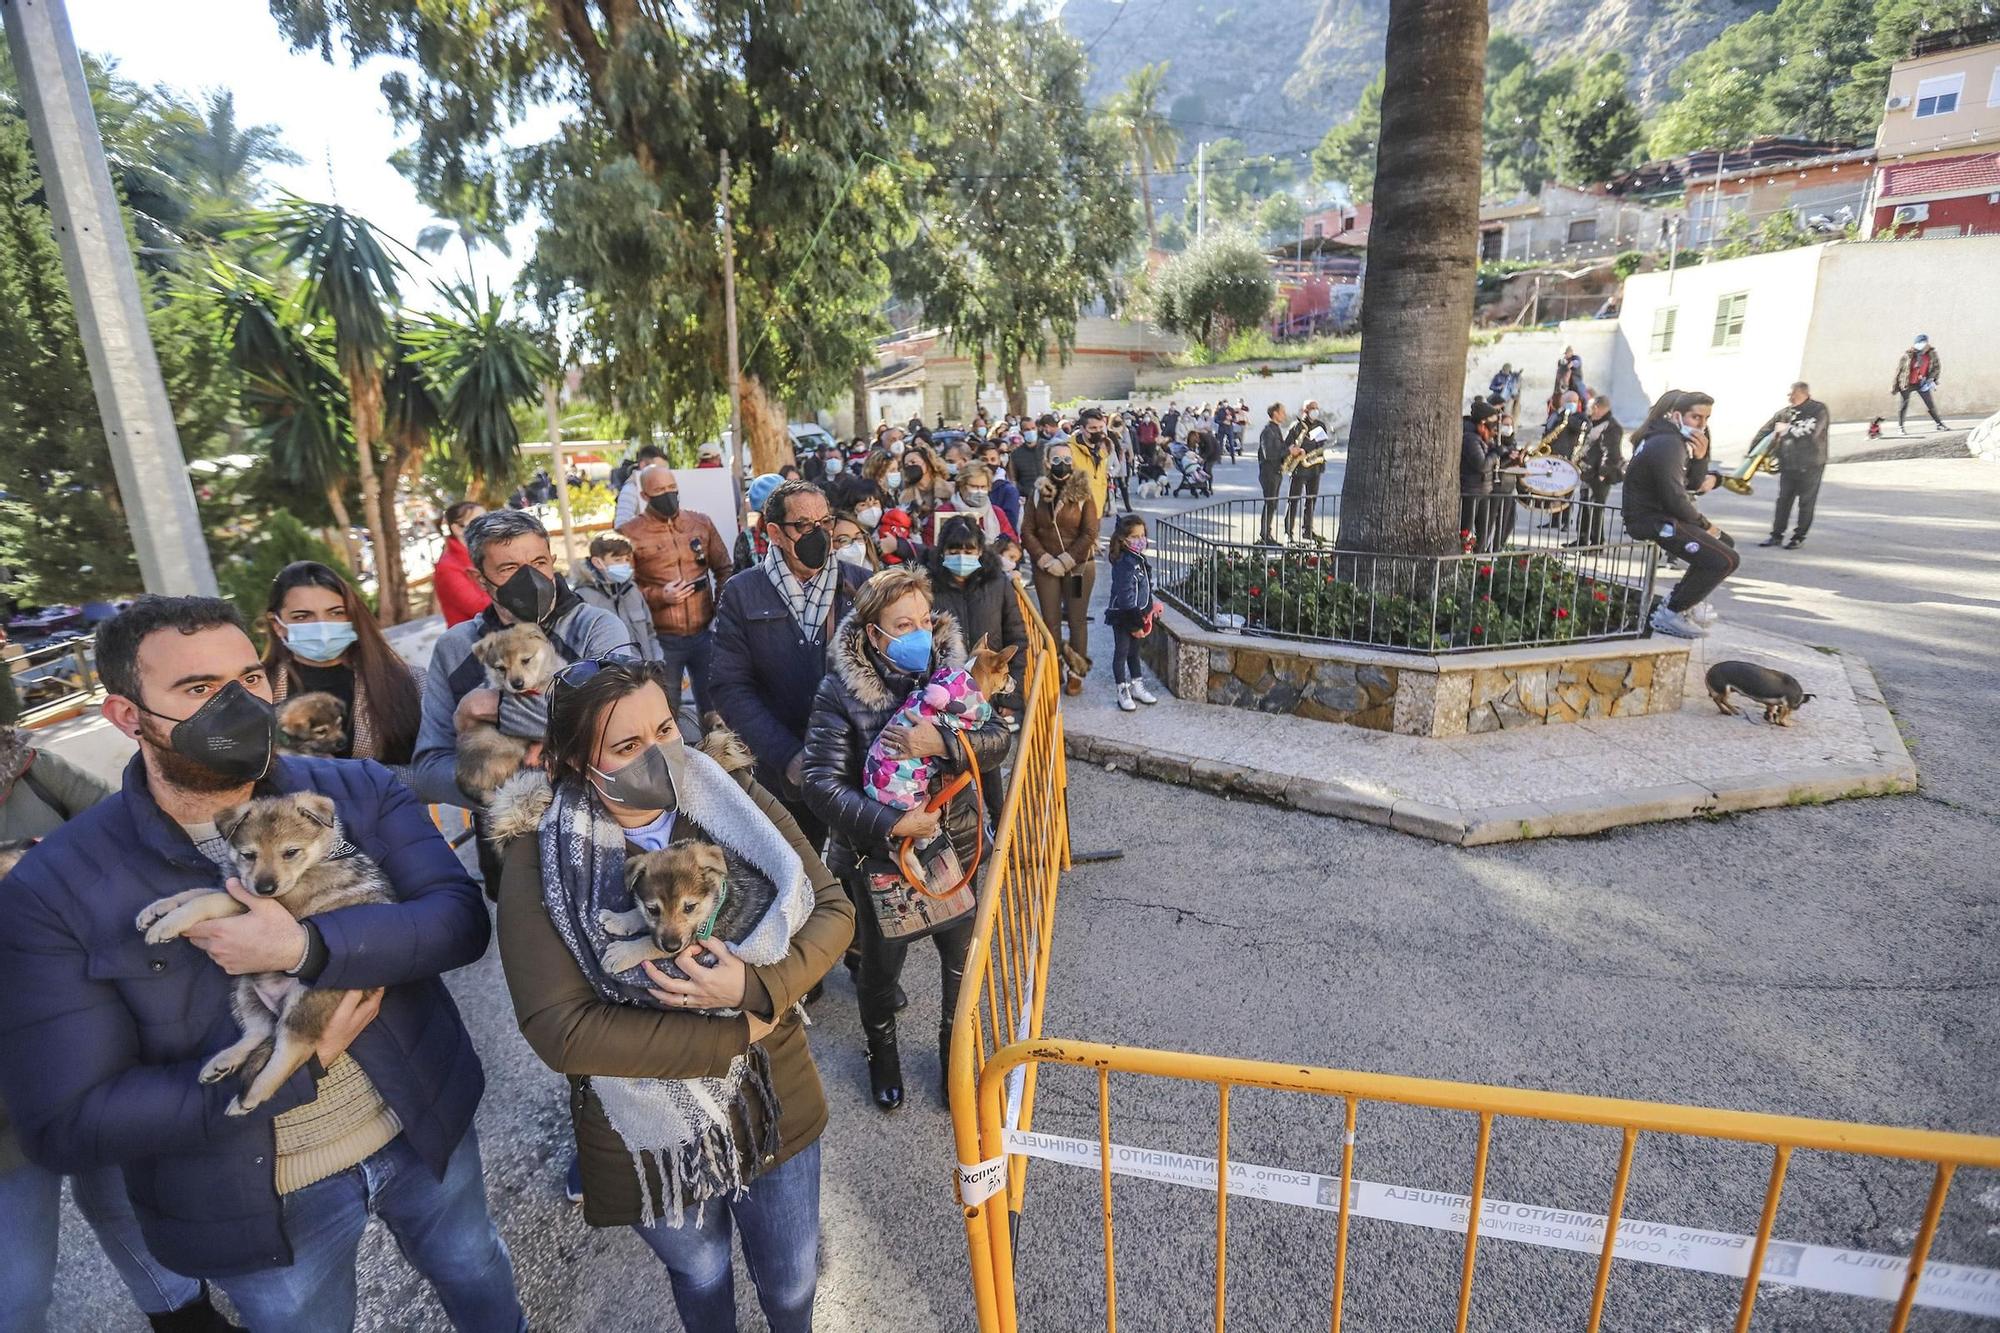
[1517,455,1580,512]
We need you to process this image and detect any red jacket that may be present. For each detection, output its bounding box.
[433,535,490,626]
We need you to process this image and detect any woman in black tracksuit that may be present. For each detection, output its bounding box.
[1621,389,1738,637]
[801,567,1012,1111]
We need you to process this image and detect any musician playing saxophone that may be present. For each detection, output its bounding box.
[1283,399,1331,544]
[1537,391,1587,531]
[1753,382,1830,551]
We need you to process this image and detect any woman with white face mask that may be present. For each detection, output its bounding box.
[830,511,881,572]
[928,461,1017,546]
[262,561,422,765]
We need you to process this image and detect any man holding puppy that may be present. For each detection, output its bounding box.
[620,465,734,720]
[0,596,522,1331]
[412,508,637,813]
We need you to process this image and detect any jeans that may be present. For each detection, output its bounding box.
[1772,467,1823,539]
[656,629,715,719]
[212,1131,523,1333]
[1897,386,1945,430]
[632,1140,822,1333]
[0,1161,202,1331]
[1648,520,1740,612]
[1111,629,1144,685]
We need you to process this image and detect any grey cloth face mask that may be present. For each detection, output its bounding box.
[590,735,688,811]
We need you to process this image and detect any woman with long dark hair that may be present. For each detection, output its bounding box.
[263,561,423,765]
[492,660,851,1333]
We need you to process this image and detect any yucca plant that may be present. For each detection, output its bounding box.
[405,283,552,501]
[233,199,410,618]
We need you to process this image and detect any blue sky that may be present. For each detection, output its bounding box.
[68,0,536,303]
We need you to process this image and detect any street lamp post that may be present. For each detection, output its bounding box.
[2,0,217,595]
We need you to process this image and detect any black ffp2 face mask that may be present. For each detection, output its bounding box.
[138,680,276,786]
[791,526,830,572]
[648,492,681,520]
[495,564,559,625]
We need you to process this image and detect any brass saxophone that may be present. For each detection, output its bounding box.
[1721,430,1778,495]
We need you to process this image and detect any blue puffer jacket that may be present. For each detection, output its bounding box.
[0,754,489,1278]
[1106,548,1155,628]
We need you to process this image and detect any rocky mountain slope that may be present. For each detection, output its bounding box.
[1061,0,1773,140]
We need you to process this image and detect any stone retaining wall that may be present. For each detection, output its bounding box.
[1139,606,1687,737]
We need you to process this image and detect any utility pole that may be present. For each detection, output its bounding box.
[543,379,577,568]
[1196,140,1206,241]
[719,149,747,527]
[3,0,217,595]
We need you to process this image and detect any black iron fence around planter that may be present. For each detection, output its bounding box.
[1153,497,1659,654]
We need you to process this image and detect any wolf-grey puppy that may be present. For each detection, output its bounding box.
[1705,660,1815,727]
[456,624,561,802]
[598,840,775,979]
[277,691,348,757]
[133,792,394,1115]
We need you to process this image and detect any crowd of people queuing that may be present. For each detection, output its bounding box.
[0,354,1855,1327]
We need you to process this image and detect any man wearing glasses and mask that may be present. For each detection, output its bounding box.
[412,509,639,814]
[620,465,735,721]
[710,480,870,852]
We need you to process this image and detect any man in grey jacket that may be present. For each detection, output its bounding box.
[411,510,638,812]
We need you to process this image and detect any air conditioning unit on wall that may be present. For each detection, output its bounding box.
[1892,204,1930,225]
[1886,94,1911,110]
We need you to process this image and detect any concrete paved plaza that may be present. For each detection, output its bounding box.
[37,437,2000,1330]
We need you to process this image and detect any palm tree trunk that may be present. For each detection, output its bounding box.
[1138,145,1159,252]
[324,485,362,574]
[850,363,869,439]
[376,454,407,620]
[346,370,404,623]
[1336,0,1487,557]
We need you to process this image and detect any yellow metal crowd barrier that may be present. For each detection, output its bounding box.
[948,585,1070,1324]
[967,1041,2000,1333]
[948,587,2000,1333]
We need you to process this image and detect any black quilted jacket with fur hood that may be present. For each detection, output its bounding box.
[800,609,1013,879]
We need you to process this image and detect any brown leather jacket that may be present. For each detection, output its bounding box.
[1021,471,1100,575]
[618,507,733,638]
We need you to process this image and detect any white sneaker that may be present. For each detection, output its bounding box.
[1650,604,1707,638]
[1130,679,1159,705]
[1116,683,1137,712]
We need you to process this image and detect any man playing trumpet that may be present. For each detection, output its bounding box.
[1748,382,1830,550]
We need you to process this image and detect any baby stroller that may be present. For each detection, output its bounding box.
[1170,444,1212,498]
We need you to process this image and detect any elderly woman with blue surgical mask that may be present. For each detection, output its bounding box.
[262,560,423,765]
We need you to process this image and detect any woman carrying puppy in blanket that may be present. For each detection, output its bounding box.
[801,567,1013,1111]
[492,659,852,1333]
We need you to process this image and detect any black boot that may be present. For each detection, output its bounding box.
[866,1023,904,1111]
[150,1286,237,1331]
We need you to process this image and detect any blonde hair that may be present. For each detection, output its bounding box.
[855,565,933,626]
[957,461,993,491]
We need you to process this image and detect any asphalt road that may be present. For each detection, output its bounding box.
[42,429,2000,1332]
